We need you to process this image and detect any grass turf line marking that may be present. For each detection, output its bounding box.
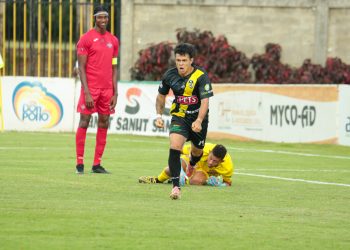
[114,138,350,160]
[113,138,350,160]
[1,135,349,160]
[236,172,350,187]
[237,168,350,172]
[228,147,350,160]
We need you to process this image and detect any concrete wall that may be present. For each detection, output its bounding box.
[120,0,350,81]
[328,8,350,62]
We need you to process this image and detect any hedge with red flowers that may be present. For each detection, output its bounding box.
[130,41,174,81]
[130,29,350,84]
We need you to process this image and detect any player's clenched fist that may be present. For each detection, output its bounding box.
[155,117,164,128]
[191,119,202,132]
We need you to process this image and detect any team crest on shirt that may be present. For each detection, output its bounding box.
[107,42,113,48]
[189,80,194,88]
[204,84,210,91]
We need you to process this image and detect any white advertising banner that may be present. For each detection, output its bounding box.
[73,82,173,137]
[338,85,350,146]
[1,76,76,132]
[0,77,3,131]
[2,78,349,146]
[209,85,338,143]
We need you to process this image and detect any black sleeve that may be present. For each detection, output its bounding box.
[197,73,214,99]
[158,73,171,95]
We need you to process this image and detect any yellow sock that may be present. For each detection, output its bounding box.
[157,168,170,183]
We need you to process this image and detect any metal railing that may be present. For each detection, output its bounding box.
[0,0,121,77]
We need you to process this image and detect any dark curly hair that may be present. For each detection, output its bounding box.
[174,43,196,58]
[212,144,227,160]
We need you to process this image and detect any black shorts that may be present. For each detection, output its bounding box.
[169,115,208,149]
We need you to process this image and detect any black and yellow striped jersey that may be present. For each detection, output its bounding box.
[158,65,213,119]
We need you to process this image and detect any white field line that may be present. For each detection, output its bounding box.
[227,147,350,160]
[112,138,350,160]
[236,172,350,187]
[0,147,167,154]
[95,137,350,160]
[237,168,350,173]
[1,136,349,160]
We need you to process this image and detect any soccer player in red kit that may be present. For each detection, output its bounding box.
[75,5,119,174]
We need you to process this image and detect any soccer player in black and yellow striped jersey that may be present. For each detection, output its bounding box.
[155,43,214,199]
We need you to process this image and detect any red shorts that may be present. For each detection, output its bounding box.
[77,88,115,115]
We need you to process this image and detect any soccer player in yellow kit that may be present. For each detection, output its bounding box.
[139,143,234,186]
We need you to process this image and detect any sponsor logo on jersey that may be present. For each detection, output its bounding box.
[176,95,198,105]
[93,38,99,42]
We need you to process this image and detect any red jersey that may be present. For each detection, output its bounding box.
[77,29,119,89]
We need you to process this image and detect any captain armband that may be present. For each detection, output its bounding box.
[112,57,118,65]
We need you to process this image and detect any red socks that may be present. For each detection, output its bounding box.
[76,127,87,165]
[76,127,108,166]
[93,128,108,166]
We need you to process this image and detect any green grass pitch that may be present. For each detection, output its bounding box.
[0,131,349,249]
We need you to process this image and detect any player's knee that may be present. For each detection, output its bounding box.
[98,121,109,128]
[189,178,206,185]
[191,146,203,156]
[165,167,171,176]
[98,115,110,128]
[79,114,91,128]
[79,119,90,128]
[189,170,207,185]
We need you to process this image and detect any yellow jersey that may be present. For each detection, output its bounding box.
[181,143,234,185]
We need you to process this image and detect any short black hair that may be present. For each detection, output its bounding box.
[212,144,227,160]
[94,5,108,16]
[174,43,196,58]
